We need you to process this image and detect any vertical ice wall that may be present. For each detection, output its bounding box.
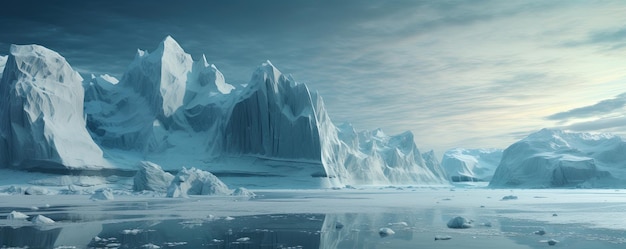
[0,45,107,169]
[224,61,322,160]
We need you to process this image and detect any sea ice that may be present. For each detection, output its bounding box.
[434,235,452,240]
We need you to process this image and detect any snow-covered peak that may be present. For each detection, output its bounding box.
[200,54,208,67]
[8,44,83,84]
[189,59,234,95]
[135,49,148,59]
[155,36,186,58]
[120,35,193,117]
[249,60,285,91]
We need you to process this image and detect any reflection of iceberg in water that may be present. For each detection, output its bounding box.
[7,209,618,249]
[0,226,62,248]
[0,214,326,248]
[89,214,324,248]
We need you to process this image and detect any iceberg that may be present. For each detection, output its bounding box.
[32,214,55,224]
[0,45,108,170]
[441,148,502,182]
[166,167,231,198]
[7,210,29,220]
[0,37,448,188]
[133,161,174,192]
[490,129,626,188]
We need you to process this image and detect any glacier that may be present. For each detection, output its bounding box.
[489,129,626,188]
[0,36,448,188]
[441,148,502,182]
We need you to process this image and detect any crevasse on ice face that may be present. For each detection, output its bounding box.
[1,36,449,187]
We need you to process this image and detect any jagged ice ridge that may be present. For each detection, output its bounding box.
[0,36,448,188]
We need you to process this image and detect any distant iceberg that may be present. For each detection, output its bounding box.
[490,129,626,188]
[442,148,502,182]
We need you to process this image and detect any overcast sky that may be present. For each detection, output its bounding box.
[1,0,625,157]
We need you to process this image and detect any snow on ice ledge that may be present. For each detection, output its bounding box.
[0,37,449,188]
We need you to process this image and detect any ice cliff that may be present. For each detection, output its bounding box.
[489,129,626,188]
[0,37,448,187]
[441,148,502,182]
[0,45,108,170]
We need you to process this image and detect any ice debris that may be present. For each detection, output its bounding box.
[166,167,230,198]
[378,227,395,237]
[548,239,559,246]
[32,214,55,224]
[24,186,50,195]
[232,187,256,198]
[7,211,29,220]
[90,188,114,200]
[501,195,518,200]
[447,216,473,229]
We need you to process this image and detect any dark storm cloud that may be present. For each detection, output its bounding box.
[546,92,626,121]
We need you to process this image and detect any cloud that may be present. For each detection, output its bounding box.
[562,115,626,132]
[546,93,626,121]
[562,26,626,50]
[2,0,626,155]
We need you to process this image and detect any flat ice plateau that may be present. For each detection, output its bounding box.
[2,185,626,248]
